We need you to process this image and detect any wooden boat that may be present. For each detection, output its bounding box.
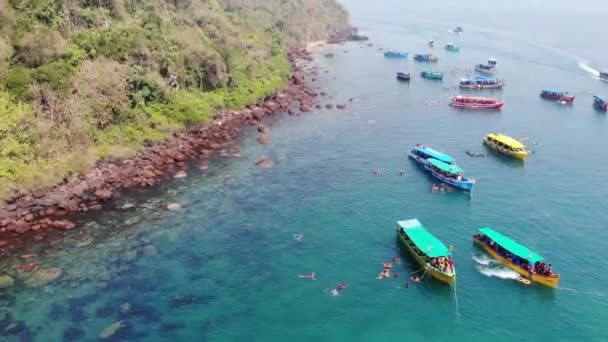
[425,158,475,190]
[408,144,456,167]
[473,227,560,288]
[384,50,408,58]
[420,70,443,80]
[459,76,504,89]
[593,95,607,111]
[445,43,460,52]
[540,89,575,103]
[414,53,438,62]
[396,219,455,285]
[450,96,504,110]
[396,72,410,81]
[600,70,608,81]
[474,63,496,74]
[483,133,528,160]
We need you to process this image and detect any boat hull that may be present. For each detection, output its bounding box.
[594,101,607,111]
[475,66,495,74]
[424,166,475,190]
[384,52,408,58]
[460,83,504,90]
[483,137,527,160]
[450,101,504,110]
[540,93,575,103]
[397,231,455,285]
[473,237,560,288]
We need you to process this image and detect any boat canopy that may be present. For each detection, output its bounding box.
[594,95,606,102]
[542,89,566,95]
[487,133,525,149]
[415,146,455,164]
[476,76,496,81]
[478,227,544,263]
[415,53,431,57]
[397,219,451,257]
[428,158,463,174]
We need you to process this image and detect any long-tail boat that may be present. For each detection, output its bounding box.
[396,219,455,285]
[473,227,560,288]
[540,89,575,103]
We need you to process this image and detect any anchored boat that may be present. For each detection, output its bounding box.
[425,158,475,190]
[483,133,528,160]
[540,89,575,103]
[414,53,439,62]
[396,72,411,81]
[421,70,443,80]
[473,228,560,288]
[454,26,464,34]
[445,43,460,52]
[450,96,504,109]
[593,95,607,111]
[384,50,408,58]
[600,70,608,81]
[459,76,504,89]
[488,58,497,67]
[396,219,455,285]
[474,63,496,74]
[408,144,456,167]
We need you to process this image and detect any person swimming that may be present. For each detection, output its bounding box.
[392,256,400,263]
[411,275,421,283]
[293,233,303,241]
[336,283,346,291]
[393,272,399,278]
[298,272,316,280]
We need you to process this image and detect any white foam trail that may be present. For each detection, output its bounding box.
[472,254,495,266]
[473,254,519,279]
[578,61,600,77]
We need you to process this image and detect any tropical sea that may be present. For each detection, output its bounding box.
[2,0,608,341]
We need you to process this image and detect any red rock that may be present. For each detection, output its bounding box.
[95,189,113,201]
[0,218,9,227]
[89,204,102,210]
[19,263,39,273]
[52,220,76,230]
[20,254,35,259]
[255,158,274,168]
[68,181,89,197]
[15,221,30,234]
[257,125,269,133]
[210,143,221,150]
[256,134,272,145]
[0,240,7,247]
[300,105,312,112]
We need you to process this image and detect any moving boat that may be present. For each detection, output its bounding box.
[474,63,496,74]
[483,133,528,160]
[600,70,608,81]
[454,26,464,34]
[384,50,408,58]
[420,70,443,80]
[425,158,475,190]
[450,96,504,109]
[396,219,455,285]
[540,89,575,103]
[414,53,439,62]
[408,144,456,167]
[428,40,435,47]
[488,58,497,67]
[459,76,504,89]
[445,43,460,52]
[396,72,411,81]
[594,95,607,111]
[473,227,560,288]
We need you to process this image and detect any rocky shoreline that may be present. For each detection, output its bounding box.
[0,35,361,254]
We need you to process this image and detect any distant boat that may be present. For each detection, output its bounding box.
[396,219,456,285]
[460,76,504,89]
[454,26,464,34]
[445,43,460,52]
[474,63,496,75]
[594,95,607,111]
[483,133,528,160]
[540,89,575,103]
[450,96,504,110]
[396,71,411,81]
[425,158,475,190]
[600,70,608,82]
[488,58,497,66]
[414,53,439,62]
[420,70,443,80]
[428,40,435,47]
[384,50,408,58]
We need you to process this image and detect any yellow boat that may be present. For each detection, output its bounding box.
[483,133,528,160]
[396,219,456,285]
[473,228,560,288]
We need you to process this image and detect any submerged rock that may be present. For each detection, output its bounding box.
[142,245,158,257]
[0,275,14,288]
[255,158,273,168]
[166,203,182,211]
[100,320,125,339]
[173,170,188,179]
[256,134,271,145]
[24,267,62,287]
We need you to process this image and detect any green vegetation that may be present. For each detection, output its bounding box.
[0,0,348,200]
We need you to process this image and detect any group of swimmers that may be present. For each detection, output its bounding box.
[431,183,455,192]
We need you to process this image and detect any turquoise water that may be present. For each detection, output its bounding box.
[2,1,608,341]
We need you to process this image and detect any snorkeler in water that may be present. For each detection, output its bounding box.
[293,233,304,241]
[336,283,346,292]
[298,272,316,280]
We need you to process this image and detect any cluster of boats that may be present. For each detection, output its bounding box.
[396,219,560,287]
[539,90,607,111]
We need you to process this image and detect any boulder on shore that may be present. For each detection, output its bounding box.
[173,170,188,179]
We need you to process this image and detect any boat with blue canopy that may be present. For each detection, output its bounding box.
[474,63,496,74]
[408,144,455,166]
[425,158,475,190]
[445,43,460,52]
[396,219,455,285]
[473,227,560,288]
[396,71,410,81]
[414,53,438,62]
[594,95,607,111]
[384,50,408,58]
[421,70,443,80]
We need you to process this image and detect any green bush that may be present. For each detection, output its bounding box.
[5,67,34,101]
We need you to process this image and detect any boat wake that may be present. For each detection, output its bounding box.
[473,254,519,280]
[578,61,600,77]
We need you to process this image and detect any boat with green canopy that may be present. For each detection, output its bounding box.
[425,158,475,190]
[396,219,455,285]
[473,227,560,288]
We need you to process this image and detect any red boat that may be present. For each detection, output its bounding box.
[540,89,575,103]
[449,96,504,110]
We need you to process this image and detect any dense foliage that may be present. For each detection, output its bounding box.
[0,0,348,200]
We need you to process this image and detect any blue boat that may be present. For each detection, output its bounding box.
[425,158,475,190]
[594,95,607,111]
[396,72,411,81]
[421,70,443,80]
[408,144,456,167]
[414,53,438,62]
[445,43,460,52]
[384,50,408,58]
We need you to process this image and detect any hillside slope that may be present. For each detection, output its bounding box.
[0,0,348,201]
